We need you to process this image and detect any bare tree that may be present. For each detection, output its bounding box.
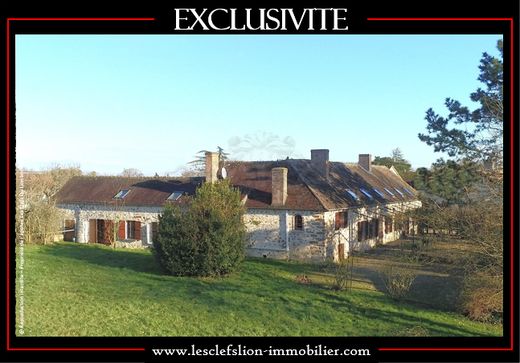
[16,165,82,244]
[120,168,144,177]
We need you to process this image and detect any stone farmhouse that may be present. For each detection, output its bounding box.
[56,150,421,262]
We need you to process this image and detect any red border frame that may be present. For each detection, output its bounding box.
[6,17,154,352]
[366,17,516,353]
[5,16,516,354]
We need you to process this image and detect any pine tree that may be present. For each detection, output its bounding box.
[418,40,503,169]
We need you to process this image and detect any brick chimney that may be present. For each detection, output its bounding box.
[358,154,372,172]
[205,152,219,183]
[271,167,288,207]
[311,149,329,178]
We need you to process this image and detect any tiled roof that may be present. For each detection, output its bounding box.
[57,159,418,211]
[285,160,417,210]
[56,176,203,207]
[225,161,324,211]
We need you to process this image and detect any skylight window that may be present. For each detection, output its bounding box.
[373,188,385,198]
[360,188,373,199]
[346,189,359,200]
[384,188,395,197]
[403,188,414,196]
[113,189,130,199]
[167,191,183,201]
[394,188,405,197]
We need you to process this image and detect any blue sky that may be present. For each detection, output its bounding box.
[15,34,501,175]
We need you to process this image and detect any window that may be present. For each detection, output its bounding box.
[127,221,135,239]
[403,187,414,196]
[113,189,130,199]
[373,188,385,198]
[167,191,183,201]
[346,189,359,200]
[360,188,373,199]
[294,215,303,230]
[394,188,405,197]
[126,221,141,240]
[385,217,393,234]
[369,219,379,239]
[384,188,395,197]
[357,221,369,241]
[358,219,379,241]
[335,212,348,230]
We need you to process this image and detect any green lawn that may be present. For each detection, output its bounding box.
[15,242,502,336]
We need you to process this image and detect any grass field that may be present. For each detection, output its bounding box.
[15,242,502,336]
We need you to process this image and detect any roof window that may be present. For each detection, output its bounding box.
[346,189,359,200]
[113,189,130,199]
[384,188,395,197]
[403,187,414,196]
[394,188,405,197]
[167,191,183,201]
[373,188,385,198]
[360,188,373,199]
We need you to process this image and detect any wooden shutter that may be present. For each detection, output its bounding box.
[118,221,125,240]
[357,222,362,241]
[104,220,114,244]
[369,220,375,239]
[134,221,141,240]
[335,212,341,230]
[88,219,97,243]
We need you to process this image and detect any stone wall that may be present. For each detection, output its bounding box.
[58,200,421,261]
[323,200,423,261]
[243,209,327,261]
[58,204,162,245]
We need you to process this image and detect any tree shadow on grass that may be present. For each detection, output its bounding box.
[40,243,319,283]
[316,290,495,337]
[42,242,163,275]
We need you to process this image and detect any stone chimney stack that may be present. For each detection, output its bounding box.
[271,167,288,207]
[311,149,329,178]
[359,154,372,172]
[205,152,219,183]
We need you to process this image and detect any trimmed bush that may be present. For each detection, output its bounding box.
[153,180,246,277]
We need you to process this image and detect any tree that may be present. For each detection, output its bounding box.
[391,147,405,162]
[153,179,246,277]
[170,165,204,178]
[373,148,414,181]
[414,159,480,205]
[16,165,82,244]
[189,147,229,173]
[120,168,144,177]
[418,40,503,169]
[417,40,503,322]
